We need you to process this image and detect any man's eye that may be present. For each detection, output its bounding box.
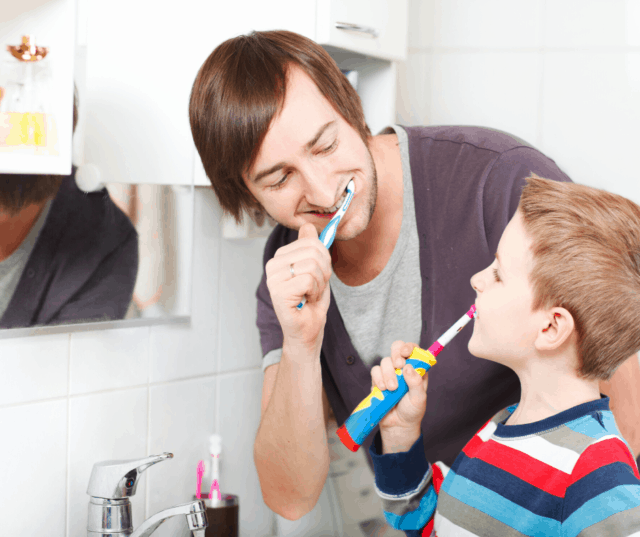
[493,268,501,282]
[270,173,289,190]
[319,140,337,154]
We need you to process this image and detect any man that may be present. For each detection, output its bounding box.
[0,88,138,328]
[189,30,640,521]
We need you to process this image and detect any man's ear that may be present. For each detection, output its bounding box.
[535,308,575,351]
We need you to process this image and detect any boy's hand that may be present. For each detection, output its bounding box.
[370,341,428,454]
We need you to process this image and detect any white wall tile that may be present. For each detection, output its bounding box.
[0,334,68,406]
[541,52,640,204]
[408,0,435,49]
[218,237,268,374]
[218,370,274,537]
[396,52,431,126]
[69,326,149,394]
[0,400,67,536]
[67,388,148,537]
[433,0,542,49]
[628,0,640,46]
[545,0,627,48]
[146,376,216,537]
[430,52,542,146]
[149,189,221,383]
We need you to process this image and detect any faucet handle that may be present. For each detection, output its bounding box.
[87,453,173,499]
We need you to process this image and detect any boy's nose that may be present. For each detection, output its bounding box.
[470,271,482,293]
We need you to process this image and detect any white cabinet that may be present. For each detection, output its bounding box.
[317,0,408,62]
[79,0,407,188]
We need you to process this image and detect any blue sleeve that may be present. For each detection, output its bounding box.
[369,431,437,535]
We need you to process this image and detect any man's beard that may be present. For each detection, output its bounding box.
[0,174,65,216]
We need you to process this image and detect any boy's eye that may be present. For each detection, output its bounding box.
[493,268,501,282]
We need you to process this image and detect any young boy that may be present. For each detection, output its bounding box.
[369,176,640,536]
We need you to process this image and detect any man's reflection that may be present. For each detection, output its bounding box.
[0,90,138,328]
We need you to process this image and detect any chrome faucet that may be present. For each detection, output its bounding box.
[86,452,208,537]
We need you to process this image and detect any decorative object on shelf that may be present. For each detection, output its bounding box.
[7,35,49,62]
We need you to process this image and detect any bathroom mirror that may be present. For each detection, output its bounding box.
[0,177,194,338]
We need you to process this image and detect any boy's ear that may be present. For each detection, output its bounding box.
[534,308,575,351]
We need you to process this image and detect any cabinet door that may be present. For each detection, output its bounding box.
[316,0,407,62]
[82,0,316,185]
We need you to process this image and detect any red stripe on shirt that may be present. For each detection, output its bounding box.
[568,437,640,484]
[432,463,445,495]
[462,435,570,496]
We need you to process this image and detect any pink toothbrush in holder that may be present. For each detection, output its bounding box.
[195,460,205,499]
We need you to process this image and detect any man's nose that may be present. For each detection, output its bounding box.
[300,166,336,208]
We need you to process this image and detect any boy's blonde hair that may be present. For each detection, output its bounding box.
[519,176,640,380]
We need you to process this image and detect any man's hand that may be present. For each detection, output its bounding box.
[265,223,332,356]
[600,354,640,459]
[371,341,426,453]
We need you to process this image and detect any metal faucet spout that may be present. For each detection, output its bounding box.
[130,500,207,537]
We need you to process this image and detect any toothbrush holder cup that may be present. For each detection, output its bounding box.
[193,493,238,537]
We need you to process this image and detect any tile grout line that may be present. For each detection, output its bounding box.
[145,325,151,521]
[0,366,263,411]
[215,206,224,437]
[65,332,72,537]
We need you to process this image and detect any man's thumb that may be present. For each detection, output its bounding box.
[298,222,318,240]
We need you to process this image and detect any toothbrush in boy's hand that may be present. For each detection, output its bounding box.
[196,460,205,499]
[297,179,356,310]
[336,305,477,451]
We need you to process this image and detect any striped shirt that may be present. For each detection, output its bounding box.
[370,396,640,536]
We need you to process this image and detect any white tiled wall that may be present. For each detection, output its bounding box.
[397,0,640,207]
[0,188,272,537]
[4,1,640,536]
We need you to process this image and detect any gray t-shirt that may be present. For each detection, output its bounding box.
[0,199,52,318]
[261,125,421,371]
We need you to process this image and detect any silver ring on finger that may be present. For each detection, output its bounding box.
[289,263,295,278]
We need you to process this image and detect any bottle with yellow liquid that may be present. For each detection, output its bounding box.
[0,36,50,149]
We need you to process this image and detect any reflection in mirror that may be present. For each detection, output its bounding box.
[0,172,193,330]
[0,166,138,328]
[0,88,192,331]
[105,183,192,321]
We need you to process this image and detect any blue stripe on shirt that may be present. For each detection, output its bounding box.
[563,484,640,536]
[383,485,437,531]
[452,452,563,521]
[442,468,561,535]
[563,463,640,519]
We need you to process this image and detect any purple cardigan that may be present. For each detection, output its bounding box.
[256,126,572,468]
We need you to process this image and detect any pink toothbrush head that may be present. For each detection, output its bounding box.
[196,460,205,499]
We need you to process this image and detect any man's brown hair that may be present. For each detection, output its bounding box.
[188,30,371,224]
[519,176,640,380]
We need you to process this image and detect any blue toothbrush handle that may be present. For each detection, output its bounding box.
[337,359,433,450]
[296,221,337,310]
